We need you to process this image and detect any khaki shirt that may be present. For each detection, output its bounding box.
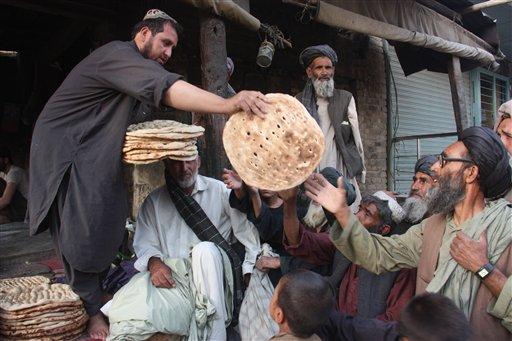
[329,211,512,333]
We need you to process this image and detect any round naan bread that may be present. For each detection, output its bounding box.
[223,93,325,191]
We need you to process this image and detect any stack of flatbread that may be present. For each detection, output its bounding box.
[123,120,205,164]
[0,276,87,340]
[223,93,325,191]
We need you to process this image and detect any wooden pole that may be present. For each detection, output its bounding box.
[197,14,230,179]
[447,56,470,134]
[461,0,511,15]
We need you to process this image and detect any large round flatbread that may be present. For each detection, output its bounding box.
[223,93,325,191]
[126,120,205,134]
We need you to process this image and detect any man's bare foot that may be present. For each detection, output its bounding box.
[87,313,109,340]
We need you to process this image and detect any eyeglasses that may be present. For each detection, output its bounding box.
[435,153,474,168]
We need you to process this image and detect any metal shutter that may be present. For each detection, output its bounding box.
[388,46,470,193]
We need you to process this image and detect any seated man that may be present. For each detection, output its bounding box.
[396,154,437,234]
[133,155,260,340]
[0,147,28,223]
[268,270,334,341]
[281,188,415,321]
[306,126,512,339]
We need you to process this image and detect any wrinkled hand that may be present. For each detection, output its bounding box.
[148,258,175,288]
[304,173,347,214]
[277,187,298,202]
[450,231,489,273]
[229,91,270,118]
[222,169,243,190]
[255,256,281,272]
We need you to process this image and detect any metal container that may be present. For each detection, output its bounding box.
[256,40,275,68]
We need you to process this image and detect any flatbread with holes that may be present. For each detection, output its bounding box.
[126,120,205,134]
[123,154,198,164]
[0,312,88,337]
[0,283,80,312]
[223,93,325,191]
[123,140,196,153]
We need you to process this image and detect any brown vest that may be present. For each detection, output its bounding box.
[417,214,512,340]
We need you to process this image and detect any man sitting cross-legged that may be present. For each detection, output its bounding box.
[130,155,260,340]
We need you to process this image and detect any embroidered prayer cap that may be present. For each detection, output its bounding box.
[494,100,512,132]
[459,126,512,199]
[373,191,406,223]
[143,9,176,22]
[414,155,437,177]
[299,44,338,68]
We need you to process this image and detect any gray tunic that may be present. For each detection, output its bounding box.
[29,40,181,272]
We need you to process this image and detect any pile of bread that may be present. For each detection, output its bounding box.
[123,120,204,164]
[0,276,87,340]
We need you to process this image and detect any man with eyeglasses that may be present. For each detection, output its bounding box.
[304,126,512,339]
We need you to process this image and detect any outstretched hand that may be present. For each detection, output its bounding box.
[228,91,271,119]
[222,169,243,190]
[304,173,348,214]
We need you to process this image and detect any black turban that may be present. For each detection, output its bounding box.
[299,44,338,68]
[319,167,356,226]
[459,126,512,199]
[414,155,436,177]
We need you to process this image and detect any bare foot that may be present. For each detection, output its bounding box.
[87,313,109,340]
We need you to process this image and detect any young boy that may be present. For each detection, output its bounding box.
[268,270,334,341]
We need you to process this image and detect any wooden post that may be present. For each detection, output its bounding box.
[447,56,470,134]
[197,14,229,179]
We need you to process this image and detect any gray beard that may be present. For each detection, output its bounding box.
[312,77,334,98]
[303,202,328,230]
[402,196,428,223]
[176,170,198,189]
[427,171,466,215]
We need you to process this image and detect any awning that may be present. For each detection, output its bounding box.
[314,0,504,74]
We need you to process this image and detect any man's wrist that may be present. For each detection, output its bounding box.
[475,262,494,280]
[333,206,351,224]
[148,256,163,272]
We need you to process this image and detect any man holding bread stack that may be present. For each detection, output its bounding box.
[28,9,269,339]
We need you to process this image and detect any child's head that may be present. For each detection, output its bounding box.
[269,270,334,338]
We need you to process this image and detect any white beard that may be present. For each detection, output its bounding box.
[312,77,334,98]
[303,202,328,230]
[402,196,428,223]
[176,170,198,189]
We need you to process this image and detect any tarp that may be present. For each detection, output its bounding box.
[316,0,502,74]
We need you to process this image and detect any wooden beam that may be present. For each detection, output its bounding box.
[447,56,470,134]
[196,14,230,179]
[0,0,115,21]
[461,0,512,15]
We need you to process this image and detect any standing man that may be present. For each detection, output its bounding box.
[296,44,365,210]
[305,126,512,339]
[28,9,269,339]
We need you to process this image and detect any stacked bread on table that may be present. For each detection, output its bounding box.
[123,120,204,164]
[0,276,87,340]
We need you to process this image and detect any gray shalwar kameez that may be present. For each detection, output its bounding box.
[28,40,181,314]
